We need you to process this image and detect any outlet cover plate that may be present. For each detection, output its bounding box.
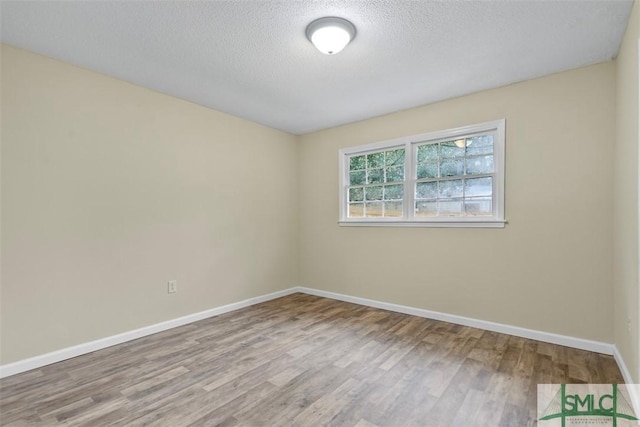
[168,280,177,294]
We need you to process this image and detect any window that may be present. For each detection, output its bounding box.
[338,119,505,227]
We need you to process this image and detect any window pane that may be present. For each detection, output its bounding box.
[415,201,438,217]
[439,179,463,198]
[365,202,383,217]
[417,162,438,179]
[384,184,403,200]
[349,203,364,217]
[385,149,404,167]
[465,177,492,197]
[367,168,384,184]
[440,141,465,158]
[350,155,366,171]
[384,201,403,217]
[466,135,493,156]
[466,155,494,175]
[385,165,404,182]
[350,170,365,185]
[439,199,464,216]
[440,159,464,177]
[417,144,438,163]
[349,187,364,202]
[416,182,437,199]
[464,197,492,216]
[364,186,383,201]
[367,152,384,168]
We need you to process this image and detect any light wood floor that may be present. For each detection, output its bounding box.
[0,293,624,426]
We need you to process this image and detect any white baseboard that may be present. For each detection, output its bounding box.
[294,287,615,355]
[0,285,624,381]
[0,287,298,379]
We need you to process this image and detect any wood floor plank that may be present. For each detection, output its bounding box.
[0,293,625,426]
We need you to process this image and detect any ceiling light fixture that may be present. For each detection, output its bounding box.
[306,17,356,55]
[454,139,472,148]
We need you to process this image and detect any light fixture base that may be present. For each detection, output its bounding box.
[306,17,356,55]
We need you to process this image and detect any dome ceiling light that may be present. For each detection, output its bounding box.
[306,17,356,55]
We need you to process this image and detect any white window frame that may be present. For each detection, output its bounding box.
[338,119,506,228]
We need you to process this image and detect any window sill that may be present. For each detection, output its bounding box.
[338,219,507,228]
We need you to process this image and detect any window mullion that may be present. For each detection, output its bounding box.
[437,142,442,216]
[462,144,466,215]
[405,141,413,220]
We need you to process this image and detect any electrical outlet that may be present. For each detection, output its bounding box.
[168,280,177,294]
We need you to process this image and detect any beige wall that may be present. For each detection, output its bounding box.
[614,1,640,383]
[299,62,616,343]
[0,45,299,364]
[0,34,632,371]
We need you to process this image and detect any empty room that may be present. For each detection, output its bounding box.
[1,0,639,426]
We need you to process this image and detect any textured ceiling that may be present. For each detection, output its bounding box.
[1,1,633,135]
